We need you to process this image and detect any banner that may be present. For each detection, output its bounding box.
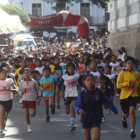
[26,14,63,28]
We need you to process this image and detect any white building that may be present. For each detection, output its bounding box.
[8,0,105,35]
[108,0,140,33]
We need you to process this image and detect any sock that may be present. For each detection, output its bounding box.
[122,117,126,121]
[70,117,75,126]
[131,129,134,132]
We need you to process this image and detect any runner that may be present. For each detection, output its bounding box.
[40,66,57,122]
[75,74,118,140]
[117,56,140,139]
[0,67,17,137]
[18,68,41,133]
[58,63,80,131]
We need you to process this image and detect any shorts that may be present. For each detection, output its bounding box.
[120,97,138,114]
[22,101,36,109]
[64,97,77,105]
[0,100,12,113]
[43,96,54,101]
[82,122,101,129]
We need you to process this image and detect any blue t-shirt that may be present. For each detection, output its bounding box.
[40,75,57,97]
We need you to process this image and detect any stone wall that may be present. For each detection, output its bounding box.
[107,26,140,61]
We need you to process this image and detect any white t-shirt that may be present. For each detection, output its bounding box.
[62,73,80,97]
[0,78,14,101]
[90,71,101,88]
[109,62,120,75]
[35,66,44,75]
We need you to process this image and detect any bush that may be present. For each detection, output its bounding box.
[0,5,31,24]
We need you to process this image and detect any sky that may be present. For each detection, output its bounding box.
[0,0,9,5]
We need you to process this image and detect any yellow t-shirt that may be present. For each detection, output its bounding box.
[117,70,140,100]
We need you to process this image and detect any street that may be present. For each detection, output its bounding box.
[1,96,140,140]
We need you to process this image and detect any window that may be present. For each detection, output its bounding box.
[32,3,42,16]
[80,3,90,19]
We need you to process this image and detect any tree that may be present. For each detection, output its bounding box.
[0,5,31,24]
[44,0,111,8]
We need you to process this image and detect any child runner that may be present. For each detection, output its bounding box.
[0,67,17,137]
[58,63,80,131]
[18,68,41,133]
[117,56,140,139]
[40,66,57,122]
[75,74,118,140]
[53,57,62,109]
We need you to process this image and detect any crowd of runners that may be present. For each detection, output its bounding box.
[0,35,140,140]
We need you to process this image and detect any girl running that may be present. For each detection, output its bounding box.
[18,68,41,133]
[0,67,17,137]
[58,63,80,131]
[75,74,118,140]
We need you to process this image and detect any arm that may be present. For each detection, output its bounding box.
[74,93,83,114]
[101,91,118,113]
[58,77,64,91]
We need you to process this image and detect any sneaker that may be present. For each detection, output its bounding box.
[106,109,110,114]
[0,132,5,138]
[57,105,61,109]
[121,118,128,128]
[27,125,32,133]
[46,115,50,122]
[138,106,140,111]
[69,125,76,131]
[130,130,136,139]
[19,99,22,104]
[51,107,55,114]
[102,116,105,122]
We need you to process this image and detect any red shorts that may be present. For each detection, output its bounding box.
[43,96,54,101]
[22,101,36,109]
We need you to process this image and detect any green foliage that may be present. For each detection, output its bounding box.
[0,5,31,24]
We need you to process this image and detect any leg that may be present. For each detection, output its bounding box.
[3,112,8,130]
[44,100,49,116]
[71,100,76,118]
[23,108,30,125]
[91,127,100,140]
[129,106,136,129]
[56,86,60,108]
[29,109,36,117]
[83,128,91,140]
[65,105,70,115]
[0,105,5,131]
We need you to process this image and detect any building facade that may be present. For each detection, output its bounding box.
[107,0,140,62]
[8,0,106,35]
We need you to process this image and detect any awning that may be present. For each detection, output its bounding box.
[0,8,26,34]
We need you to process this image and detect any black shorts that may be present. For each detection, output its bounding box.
[120,97,138,114]
[0,100,12,113]
[82,122,101,129]
[64,97,77,105]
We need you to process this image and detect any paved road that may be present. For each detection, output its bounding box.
[1,96,140,140]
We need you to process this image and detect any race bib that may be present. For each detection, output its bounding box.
[66,78,77,88]
[0,85,9,95]
[23,84,34,95]
[43,82,53,91]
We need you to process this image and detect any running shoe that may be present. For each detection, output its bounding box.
[69,125,76,131]
[0,132,5,138]
[46,115,50,122]
[57,105,61,109]
[51,107,55,114]
[121,118,128,128]
[27,125,32,133]
[130,130,136,139]
[102,116,105,122]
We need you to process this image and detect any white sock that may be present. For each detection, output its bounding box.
[131,129,134,132]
